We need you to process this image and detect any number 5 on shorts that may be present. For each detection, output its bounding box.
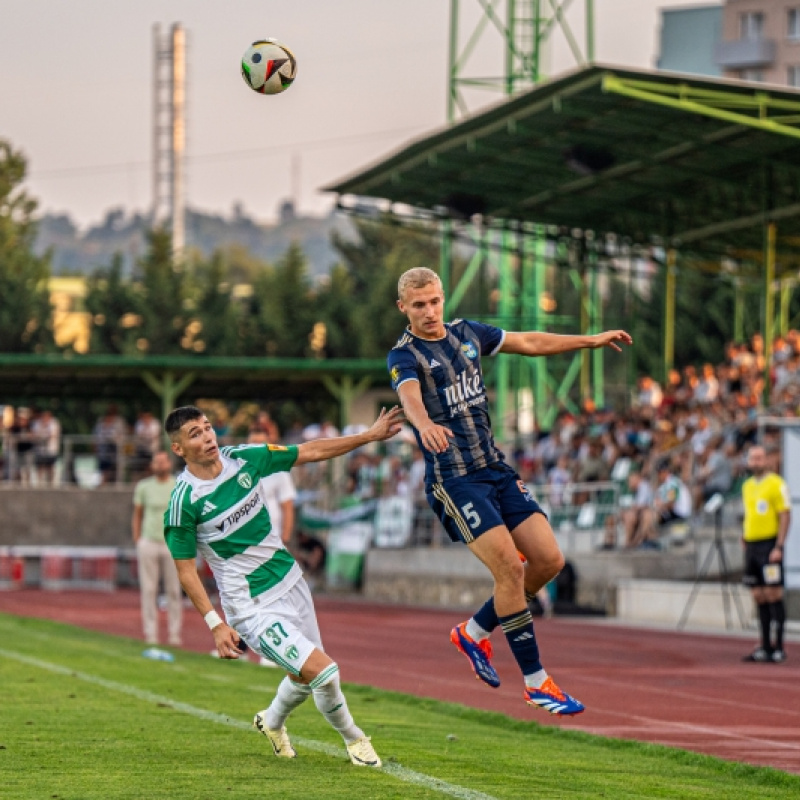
[461,502,482,529]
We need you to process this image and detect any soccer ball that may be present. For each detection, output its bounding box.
[241,39,297,95]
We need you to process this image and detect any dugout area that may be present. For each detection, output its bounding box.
[0,353,386,428]
[327,64,800,430]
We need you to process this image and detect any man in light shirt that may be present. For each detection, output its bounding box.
[132,451,182,646]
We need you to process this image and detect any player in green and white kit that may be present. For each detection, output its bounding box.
[163,405,403,768]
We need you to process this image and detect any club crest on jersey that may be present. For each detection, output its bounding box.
[461,342,478,360]
[238,473,253,490]
[285,645,299,660]
[390,366,400,384]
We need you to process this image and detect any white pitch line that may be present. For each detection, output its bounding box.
[0,648,497,800]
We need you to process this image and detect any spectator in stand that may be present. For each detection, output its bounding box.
[690,414,714,456]
[637,375,662,409]
[773,354,800,401]
[294,529,327,588]
[621,469,655,549]
[694,363,719,405]
[573,437,610,506]
[772,335,791,365]
[32,408,61,486]
[661,369,684,409]
[283,421,305,446]
[652,419,680,455]
[255,410,281,442]
[319,419,340,439]
[751,332,766,372]
[133,410,162,479]
[576,437,610,484]
[94,405,128,485]
[692,437,733,512]
[640,460,692,548]
[9,407,35,484]
[546,454,572,508]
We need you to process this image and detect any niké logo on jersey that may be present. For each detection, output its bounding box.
[237,473,253,490]
[443,369,484,410]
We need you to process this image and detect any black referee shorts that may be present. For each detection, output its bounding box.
[742,537,783,588]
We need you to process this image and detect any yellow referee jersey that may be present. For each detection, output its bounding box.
[742,472,790,542]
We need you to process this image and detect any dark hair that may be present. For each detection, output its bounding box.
[165,406,204,437]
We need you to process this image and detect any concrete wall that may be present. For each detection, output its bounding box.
[0,486,134,547]
[617,579,755,629]
[365,546,701,615]
[363,547,494,610]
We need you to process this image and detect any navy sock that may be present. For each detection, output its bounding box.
[473,596,499,633]
[770,600,786,651]
[498,608,542,676]
[758,602,772,651]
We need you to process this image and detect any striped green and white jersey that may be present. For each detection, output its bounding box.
[164,443,302,630]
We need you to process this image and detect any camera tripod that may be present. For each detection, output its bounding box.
[677,495,748,630]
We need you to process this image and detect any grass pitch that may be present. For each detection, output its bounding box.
[1,613,798,800]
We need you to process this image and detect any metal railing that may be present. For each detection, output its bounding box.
[1,433,149,487]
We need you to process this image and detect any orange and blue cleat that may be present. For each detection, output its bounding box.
[450,622,500,688]
[524,676,585,716]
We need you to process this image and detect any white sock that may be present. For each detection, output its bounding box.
[465,618,491,642]
[264,676,312,730]
[311,666,364,744]
[524,668,549,689]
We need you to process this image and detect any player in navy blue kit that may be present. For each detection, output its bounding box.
[388,267,632,715]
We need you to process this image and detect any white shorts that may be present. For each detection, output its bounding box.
[241,578,323,675]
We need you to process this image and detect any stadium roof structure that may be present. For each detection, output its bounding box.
[326,64,800,426]
[326,64,800,255]
[0,354,388,427]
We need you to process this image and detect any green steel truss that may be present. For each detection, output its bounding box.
[443,223,606,438]
[448,0,594,122]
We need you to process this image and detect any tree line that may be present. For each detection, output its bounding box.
[0,137,770,379]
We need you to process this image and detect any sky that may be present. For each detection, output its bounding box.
[0,1,720,229]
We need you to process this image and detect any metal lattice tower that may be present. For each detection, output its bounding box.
[152,23,186,256]
[448,0,595,121]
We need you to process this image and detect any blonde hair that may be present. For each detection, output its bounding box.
[397,267,441,300]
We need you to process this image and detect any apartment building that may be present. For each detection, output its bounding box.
[716,0,800,85]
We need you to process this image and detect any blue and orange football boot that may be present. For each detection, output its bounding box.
[524,676,585,716]
[450,622,501,688]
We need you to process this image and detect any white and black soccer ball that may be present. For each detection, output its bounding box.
[241,39,297,95]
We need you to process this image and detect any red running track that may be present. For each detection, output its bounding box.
[1,589,798,774]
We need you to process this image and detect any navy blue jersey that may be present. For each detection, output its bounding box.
[387,319,506,485]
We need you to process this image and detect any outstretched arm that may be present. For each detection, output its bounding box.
[500,330,632,357]
[295,406,403,465]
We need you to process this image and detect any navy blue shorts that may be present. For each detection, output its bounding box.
[426,462,546,544]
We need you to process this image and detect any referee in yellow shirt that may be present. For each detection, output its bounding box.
[741,446,790,663]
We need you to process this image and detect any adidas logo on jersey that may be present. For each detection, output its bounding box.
[202,501,217,515]
[430,358,441,368]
